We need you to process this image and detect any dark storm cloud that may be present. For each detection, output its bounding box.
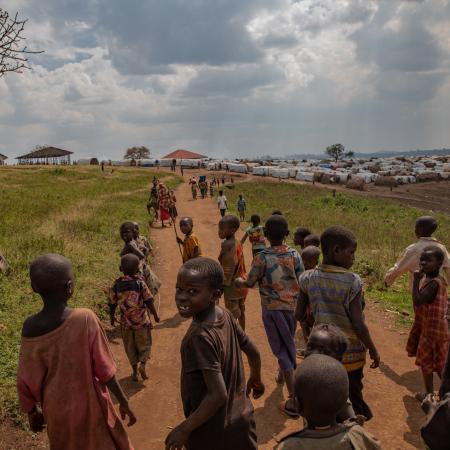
[184,65,285,97]
[96,0,281,75]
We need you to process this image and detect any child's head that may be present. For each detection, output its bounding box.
[175,257,223,318]
[120,221,135,243]
[30,254,74,302]
[305,323,348,362]
[219,190,223,196]
[250,214,261,227]
[420,246,445,275]
[265,215,289,245]
[320,226,357,269]
[271,210,283,216]
[415,216,438,238]
[120,253,140,276]
[179,217,194,236]
[294,354,349,427]
[239,194,243,200]
[218,215,240,240]
[294,227,311,248]
[301,245,321,270]
[304,234,320,248]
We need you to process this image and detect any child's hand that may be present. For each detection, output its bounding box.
[246,376,265,399]
[165,423,190,450]
[28,405,45,433]
[369,348,380,368]
[176,237,183,244]
[234,278,246,288]
[413,270,423,281]
[119,402,137,427]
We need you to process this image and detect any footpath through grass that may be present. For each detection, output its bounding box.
[0,166,181,420]
[225,180,450,322]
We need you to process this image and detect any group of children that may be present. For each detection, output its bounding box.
[15,178,450,449]
[189,175,234,201]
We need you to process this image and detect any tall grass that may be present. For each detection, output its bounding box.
[0,166,181,420]
[225,181,449,319]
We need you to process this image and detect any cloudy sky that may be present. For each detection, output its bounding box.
[1,0,450,160]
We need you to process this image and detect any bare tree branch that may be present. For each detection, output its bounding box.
[0,8,43,77]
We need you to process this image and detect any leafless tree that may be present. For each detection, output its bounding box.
[0,8,43,77]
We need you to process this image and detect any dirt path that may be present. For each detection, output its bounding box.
[108,170,428,450]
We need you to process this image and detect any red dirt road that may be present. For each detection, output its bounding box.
[111,173,428,450]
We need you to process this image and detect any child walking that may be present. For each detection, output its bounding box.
[217,190,228,217]
[296,226,380,421]
[276,355,381,450]
[241,214,266,258]
[176,217,203,263]
[385,216,450,290]
[17,254,135,450]
[237,194,247,221]
[109,254,160,381]
[236,215,304,416]
[406,246,449,400]
[165,258,264,450]
[218,215,248,330]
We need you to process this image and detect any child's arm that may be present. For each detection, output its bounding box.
[105,376,137,426]
[144,299,160,323]
[384,245,415,286]
[192,246,201,258]
[108,286,118,326]
[124,241,145,259]
[295,291,309,323]
[348,295,380,368]
[240,231,249,245]
[165,371,227,450]
[412,272,438,306]
[235,254,263,288]
[239,335,265,399]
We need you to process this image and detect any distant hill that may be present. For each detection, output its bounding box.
[259,148,450,160]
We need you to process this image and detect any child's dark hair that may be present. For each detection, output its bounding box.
[220,215,240,231]
[120,221,135,231]
[250,214,261,226]
[219,190,223,195]
[308,323,348,360]
[30,254,72,295]
[295,354,348,420]
[182,257,224,290]
[423,245,445,265]
[304,234,320,248]
[121,254,140,275]
[180,216,193,226]
[320,226,356,255]
[301,245,321,261]
[294,227,311,239]
[265,215,288,241]
[271,210,283,216]
[416,216,438,236]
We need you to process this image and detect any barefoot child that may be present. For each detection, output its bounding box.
[406,246,449,400]
[109,254,160,381]
[276,355,381,450]
[236,215,304,417]
[237,194,247,221]
[176,217,203,263]
[165,258,264,450]
[241,214,267,258]
[17,254,136,450]
[385,216,450,290]
[296,226,380,420]
[218,215,248,330]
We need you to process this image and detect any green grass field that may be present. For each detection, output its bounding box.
[225,180,450,322]
[0,166,181,420]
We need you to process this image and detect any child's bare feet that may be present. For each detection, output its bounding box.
[415,392,428,402]
[131,372,138,382]
[139,363,148,380]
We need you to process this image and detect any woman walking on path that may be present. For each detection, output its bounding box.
[158,183,171,227]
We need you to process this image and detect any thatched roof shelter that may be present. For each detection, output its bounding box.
[16,146,73,165]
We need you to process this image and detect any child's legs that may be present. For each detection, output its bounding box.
[121,327,139,368]
[135,326,152,364]
[238,299,246,331]
[224,294,244,328]
[421,370,434,394]
[347,368,373,420]
[262,309,297,396]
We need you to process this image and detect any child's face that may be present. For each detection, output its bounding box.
[218,222,235,240]
[120,226,134,243]
[332,242,356,269]
[175,269,220,318]
[133,225,139,239]
[305,331,342,361]
[419,251,441,275]
[180,220,193,235]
